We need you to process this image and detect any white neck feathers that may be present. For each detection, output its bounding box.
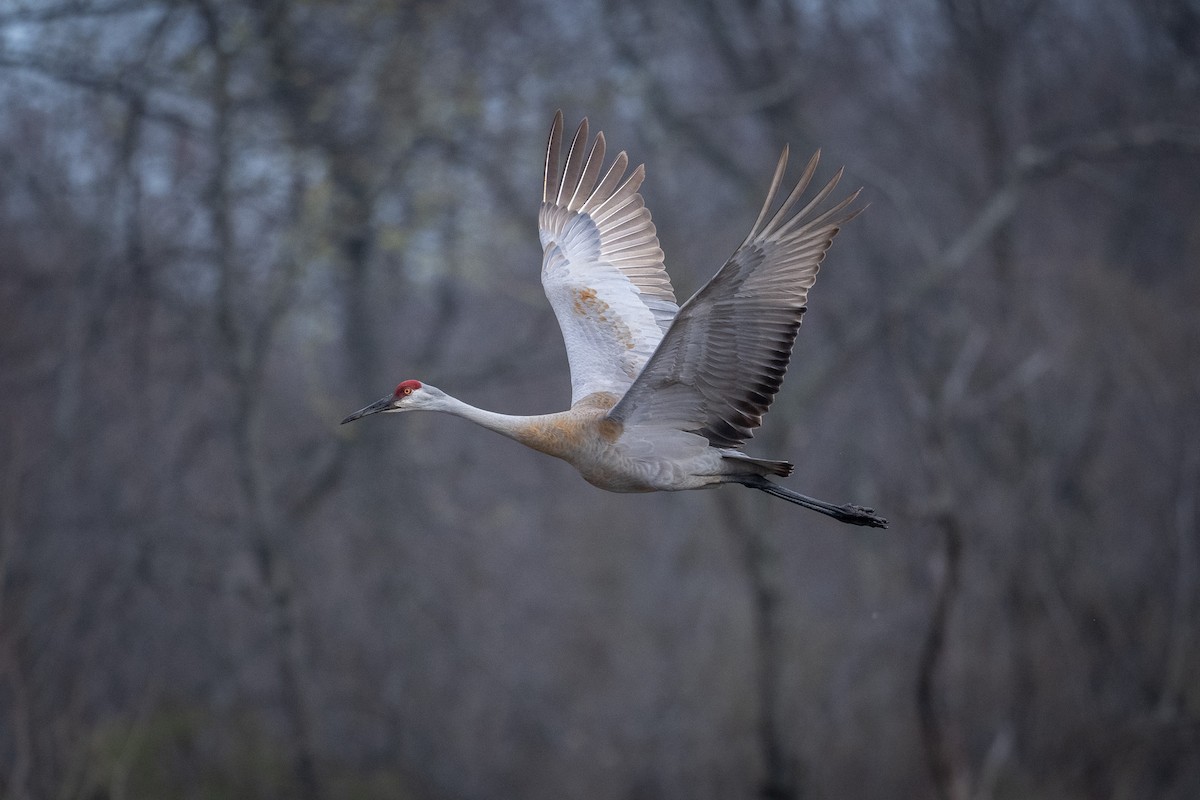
[435,393,533,442]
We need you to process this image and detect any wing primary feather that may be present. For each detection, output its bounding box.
[761,150,822,237]
[743,145,790,246]
[567,133,606,211]
[777,188,864,237]
[556,119,590,207]
[776,177,857,239]
[596,198,647,229]
[543,110,564,205]
[581,152,629,213]
[776,167,844,233]
[590,165,646,223]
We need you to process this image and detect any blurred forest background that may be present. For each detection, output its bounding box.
[2,0,1199,798]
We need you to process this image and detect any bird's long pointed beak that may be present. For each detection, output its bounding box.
[341,395,392,425]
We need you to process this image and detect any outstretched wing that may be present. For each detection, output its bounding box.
[608,148,861,448]
[540,112,679,406]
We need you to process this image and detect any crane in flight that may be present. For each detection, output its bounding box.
[342,112,887,528]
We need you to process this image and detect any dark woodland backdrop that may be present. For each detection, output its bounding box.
[2,0,1199,798]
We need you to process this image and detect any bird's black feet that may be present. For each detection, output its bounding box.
[833,503,889,529]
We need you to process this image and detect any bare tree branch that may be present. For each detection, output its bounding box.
[794,123,1200,401]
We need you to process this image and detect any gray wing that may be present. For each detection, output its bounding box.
[608,148,861,447]
[539,112,680,405]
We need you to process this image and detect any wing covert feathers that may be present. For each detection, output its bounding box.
[610,149,862,448]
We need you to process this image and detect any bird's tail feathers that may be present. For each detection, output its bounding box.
[721,451,793,477]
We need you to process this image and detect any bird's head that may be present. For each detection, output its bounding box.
[340,380,440,424]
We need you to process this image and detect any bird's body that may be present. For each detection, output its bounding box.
[393,386,748,494]
[343,113,887,528]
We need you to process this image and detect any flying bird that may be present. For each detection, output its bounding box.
[342,112,887,528]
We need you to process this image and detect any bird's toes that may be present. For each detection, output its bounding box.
[839,503,889,529]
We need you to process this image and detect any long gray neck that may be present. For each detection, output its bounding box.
[437,394,534,443]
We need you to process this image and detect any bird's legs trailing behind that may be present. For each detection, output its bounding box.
[735,475,889,528]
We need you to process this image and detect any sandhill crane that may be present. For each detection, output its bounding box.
[342,112,887,528]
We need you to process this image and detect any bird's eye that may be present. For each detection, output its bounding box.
[403,387,413,395]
